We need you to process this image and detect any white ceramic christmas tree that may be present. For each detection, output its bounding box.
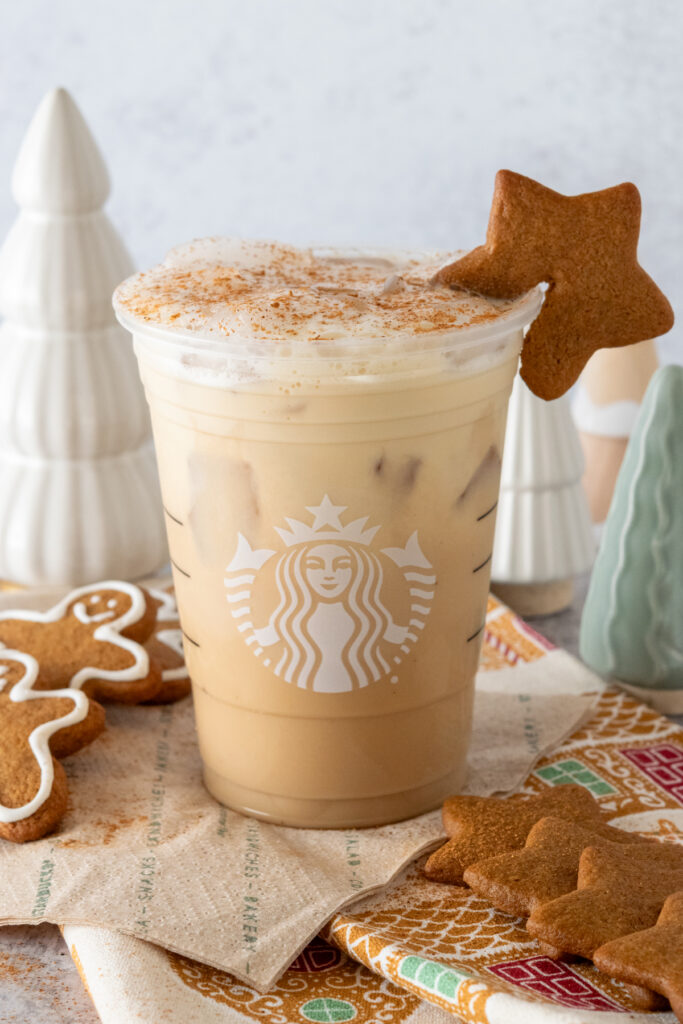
[0,88,168,585]
[491,374,595,616]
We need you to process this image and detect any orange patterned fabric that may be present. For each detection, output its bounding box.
[165,937,428,1022]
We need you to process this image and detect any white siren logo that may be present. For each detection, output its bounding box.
[224,496,436,693]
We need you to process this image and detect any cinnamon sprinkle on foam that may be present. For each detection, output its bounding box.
[114,238,525,344]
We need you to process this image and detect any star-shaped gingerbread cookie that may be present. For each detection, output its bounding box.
[435,171,674,400]
[526,841,683,959]
[463,815,650,919]
[594,891,683,1022]
[424,785,603,884]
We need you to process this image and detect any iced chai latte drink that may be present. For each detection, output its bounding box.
[114,240,542,827]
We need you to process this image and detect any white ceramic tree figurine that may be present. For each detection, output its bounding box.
[491,374,595,616]
[0,87,167,584]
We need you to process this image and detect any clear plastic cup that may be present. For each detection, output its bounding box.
[115,246,541,828]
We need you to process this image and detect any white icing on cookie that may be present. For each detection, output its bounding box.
[0,580,150,691]
[73,604,118,624]
[0,650,89,823]
[148,588,189,683]
[149,587,177,624]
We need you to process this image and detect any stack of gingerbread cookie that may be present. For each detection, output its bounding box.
[424,786,683,1019]
[0,581,190,843]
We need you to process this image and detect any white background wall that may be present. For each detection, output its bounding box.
[0,0,681,362]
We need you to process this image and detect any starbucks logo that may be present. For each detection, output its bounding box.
[224,496,435,693]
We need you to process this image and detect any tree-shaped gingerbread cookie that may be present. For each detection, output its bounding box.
[0,649,105,842]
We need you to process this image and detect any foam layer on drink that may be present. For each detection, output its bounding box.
[114,239,542,386]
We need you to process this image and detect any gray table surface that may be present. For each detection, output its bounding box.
[0,575,660,1024]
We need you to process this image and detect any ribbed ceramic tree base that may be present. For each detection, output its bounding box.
[615,680,683,715]
[491,578,574,617]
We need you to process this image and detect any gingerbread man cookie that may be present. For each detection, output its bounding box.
[143,587,191,704]
[0,649,105,842]
[0,581,162,703]
[435,171,674,400]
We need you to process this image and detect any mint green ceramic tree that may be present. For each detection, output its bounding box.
[580,364,683,712]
